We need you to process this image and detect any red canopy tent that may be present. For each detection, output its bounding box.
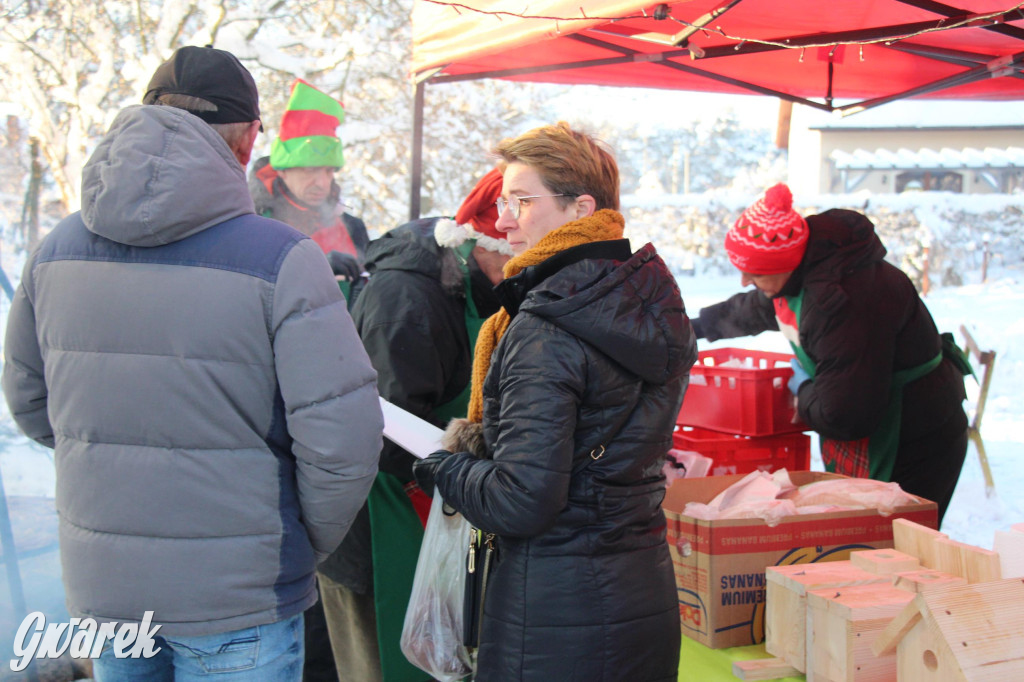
[408,0,1024,215]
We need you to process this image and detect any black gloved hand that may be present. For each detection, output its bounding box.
[689,317,706,340]
[412,449,453,499]
[326,251,362,281]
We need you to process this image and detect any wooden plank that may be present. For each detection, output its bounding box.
[732,657,801,681]
[934,537,1002,583]
[871,597,923,656]
[993,529,1024,578]
[933,537,964,577]
[892,518,946,569]
[892,569,966,594]
[961,544,1001,583]
[849,548,920,575]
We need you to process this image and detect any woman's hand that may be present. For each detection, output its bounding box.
[412,449,453,498]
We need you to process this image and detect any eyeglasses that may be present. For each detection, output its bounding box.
[495,194,572,220]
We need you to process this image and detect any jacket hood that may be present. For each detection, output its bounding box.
[365,218,464,296]
[81,105,255,247]
[521,243,694,384]
[780,208,887,298]
[248,156,278,212]
[805,209,886,266]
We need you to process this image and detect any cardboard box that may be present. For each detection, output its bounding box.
[662,471,938,649]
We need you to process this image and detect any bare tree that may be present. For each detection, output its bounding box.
[0,0,554,233]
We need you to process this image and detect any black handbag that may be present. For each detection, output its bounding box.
[462,526,496,648]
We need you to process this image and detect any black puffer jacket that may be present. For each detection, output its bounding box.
[434,240,696,682]
[695,209,967,446]
[319,218,502,591]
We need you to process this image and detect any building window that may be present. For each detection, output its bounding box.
[896,171,963,193]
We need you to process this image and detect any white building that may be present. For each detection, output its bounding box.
[787,100,1024,195]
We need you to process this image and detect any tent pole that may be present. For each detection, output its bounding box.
[838,50,1024,115]
[0,462,28,618]
[0,277,27,621]
[410,80,425,221]
[894,0,1024,43]
[566,34,835,111]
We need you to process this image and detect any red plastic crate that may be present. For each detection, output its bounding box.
[679,348,808,436]
[672,426,810,476]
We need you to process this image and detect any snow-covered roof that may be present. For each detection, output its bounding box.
[806,100,1024,130]
[830,147,1024,170]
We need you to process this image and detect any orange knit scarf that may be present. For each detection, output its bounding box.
[466,209,625,422]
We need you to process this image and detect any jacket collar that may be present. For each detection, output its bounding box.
[494,239,632,318]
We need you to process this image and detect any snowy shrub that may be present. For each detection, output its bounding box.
[623,193,1024,289]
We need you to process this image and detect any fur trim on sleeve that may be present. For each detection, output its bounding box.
[442,418,489,459]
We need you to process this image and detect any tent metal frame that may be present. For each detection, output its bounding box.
[409,1,1024,218]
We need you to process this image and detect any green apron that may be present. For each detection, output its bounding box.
[784,291,941,482]
[367,473,427,681]
[366,241,487,681]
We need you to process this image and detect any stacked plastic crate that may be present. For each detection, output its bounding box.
[672,348,811,476]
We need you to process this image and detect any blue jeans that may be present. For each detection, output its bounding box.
[93,613,304,681]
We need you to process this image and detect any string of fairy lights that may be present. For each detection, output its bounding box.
[422,1,1024,53]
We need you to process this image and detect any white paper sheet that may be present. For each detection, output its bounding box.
[379,397,444,460]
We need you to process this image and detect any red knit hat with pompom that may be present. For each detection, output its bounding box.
[724,183,808,275]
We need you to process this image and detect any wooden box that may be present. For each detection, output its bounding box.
[765,561,888,672]
[805,583,914,682]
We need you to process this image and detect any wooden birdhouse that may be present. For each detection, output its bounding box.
[765,550,919,673]
[805,582,915,681]
[872,578,1024,681]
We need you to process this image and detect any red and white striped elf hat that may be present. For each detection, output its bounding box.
[724,183,808,275]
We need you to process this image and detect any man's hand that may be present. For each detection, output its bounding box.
[326,251,361,281]
[412,449,453,498]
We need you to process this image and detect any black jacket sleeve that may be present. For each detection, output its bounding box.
[694,289,778,341]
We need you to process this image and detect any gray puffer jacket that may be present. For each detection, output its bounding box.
[1,104,382,636]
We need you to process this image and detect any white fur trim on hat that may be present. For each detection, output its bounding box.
[435,218,514,256]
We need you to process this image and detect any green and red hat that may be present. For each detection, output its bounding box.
[270,79,345,169]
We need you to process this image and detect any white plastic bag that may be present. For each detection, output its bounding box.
[665,448,714,481]
[400,489,474,682]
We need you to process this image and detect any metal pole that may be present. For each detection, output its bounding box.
[409,80,425,221]
[0,262,40,682]
[0,259,29,634]
[0,464,27,617]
